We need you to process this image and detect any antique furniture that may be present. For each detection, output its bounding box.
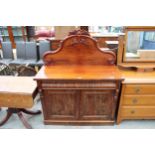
[117,26,155,71]
[34,32,123,125]
[0,76,41,129]
[117,26,155,124]
[117,69,155,124]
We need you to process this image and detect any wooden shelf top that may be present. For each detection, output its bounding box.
[119,68,155,83]
[34,65,123,80]
[34,65,155,84]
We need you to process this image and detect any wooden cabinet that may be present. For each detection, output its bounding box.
[35,31,123,125]
[36,78,121,125]
[117,70,155,124]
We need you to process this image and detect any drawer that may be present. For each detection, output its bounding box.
[121,106,155,117]
[124,84,155,94]
[122,95,155,106]
[42,80,116,89]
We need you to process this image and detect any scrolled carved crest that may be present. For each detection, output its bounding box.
[43,32,116,66]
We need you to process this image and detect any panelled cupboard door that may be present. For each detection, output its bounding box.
[42,90,79,120]
[80,90,115,120]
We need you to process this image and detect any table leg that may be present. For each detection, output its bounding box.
[0,108,41,129]
[17,112,32,129]
[20,109,41,115]
[0,109,12,126]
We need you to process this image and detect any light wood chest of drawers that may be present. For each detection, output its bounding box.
[117,83,155,124]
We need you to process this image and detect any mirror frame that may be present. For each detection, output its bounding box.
[117,26,155,70]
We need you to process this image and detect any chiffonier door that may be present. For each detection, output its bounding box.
[42,90,79,120]
[80,90,115,120]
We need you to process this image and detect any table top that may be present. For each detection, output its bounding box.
[0,76,37,94]
[34,65,123,81]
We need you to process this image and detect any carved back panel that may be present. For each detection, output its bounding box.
[43,35,116,66]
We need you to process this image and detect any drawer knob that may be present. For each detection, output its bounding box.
[135,87,140,93]
[132,98,138,104]
[131,110,135,114]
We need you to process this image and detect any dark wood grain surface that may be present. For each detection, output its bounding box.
[35,34,123,125]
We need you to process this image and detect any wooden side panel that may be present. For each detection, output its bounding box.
[42,90,78,120]
[80,90,115,120]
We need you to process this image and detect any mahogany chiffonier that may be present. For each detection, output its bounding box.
[34,31,123,125]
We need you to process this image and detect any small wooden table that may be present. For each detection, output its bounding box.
[0,76,41,128]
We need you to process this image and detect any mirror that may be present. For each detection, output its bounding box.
[124,31,155,61]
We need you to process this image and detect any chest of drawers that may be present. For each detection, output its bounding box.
[117,83,155,124]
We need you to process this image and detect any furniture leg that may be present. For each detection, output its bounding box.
[17,112,32,129]
[20,109,41,115]
[0,109,12,126]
